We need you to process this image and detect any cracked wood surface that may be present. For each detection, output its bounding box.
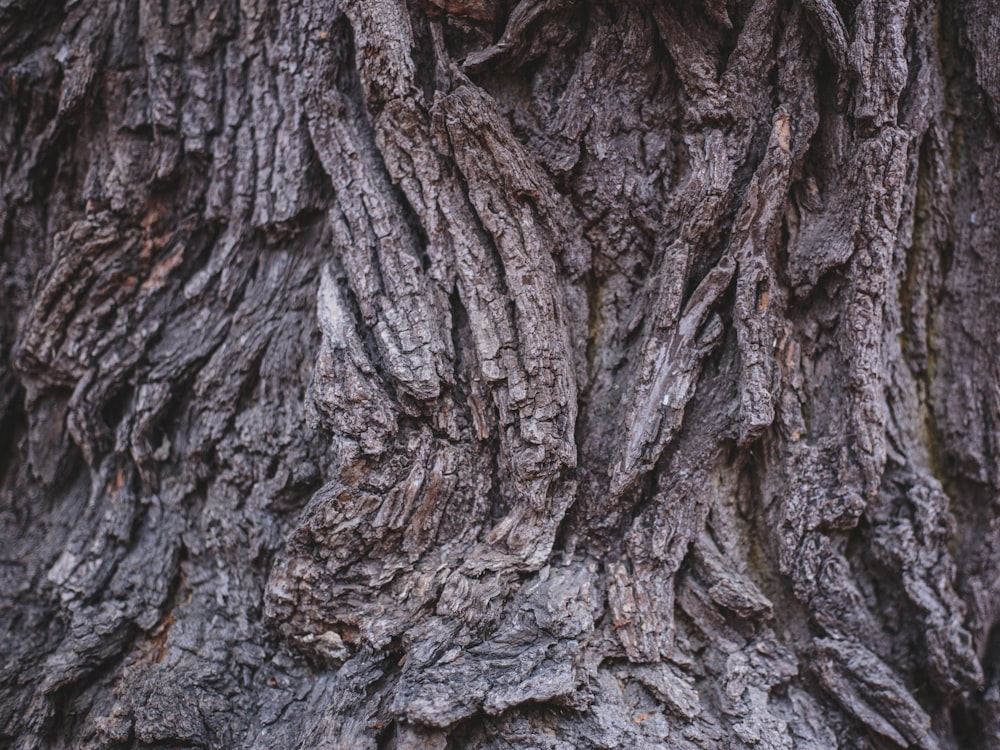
[2,0,1000,748]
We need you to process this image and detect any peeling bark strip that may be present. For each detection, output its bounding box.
[3,0,1000,747]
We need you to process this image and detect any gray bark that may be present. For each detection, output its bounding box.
[2,0,999,747]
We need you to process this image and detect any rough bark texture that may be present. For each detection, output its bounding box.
[2,0,1000,747]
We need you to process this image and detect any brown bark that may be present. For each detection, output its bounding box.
[2,0,1000,747]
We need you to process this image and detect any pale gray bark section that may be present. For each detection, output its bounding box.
[2,0,1000,748]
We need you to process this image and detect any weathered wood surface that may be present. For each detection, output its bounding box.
[2,0,1000,747]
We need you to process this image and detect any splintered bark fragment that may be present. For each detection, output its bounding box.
[610,259,731,497]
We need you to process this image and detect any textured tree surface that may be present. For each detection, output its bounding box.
[3,0,1000,747]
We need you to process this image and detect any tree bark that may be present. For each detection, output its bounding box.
[2,0,1000,747]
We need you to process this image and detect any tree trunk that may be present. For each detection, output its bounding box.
[2,0,1000,747]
